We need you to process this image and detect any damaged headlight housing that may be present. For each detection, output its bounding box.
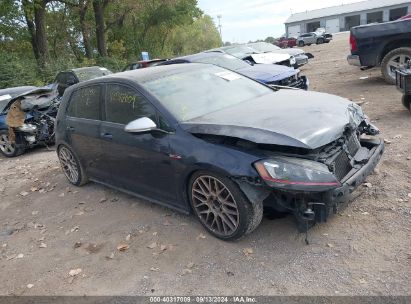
[289,56,296,66]
[17,124,37,133]
[254,157,340,191]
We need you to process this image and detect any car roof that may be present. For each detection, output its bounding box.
[174,52,232,62]
[73,63,214,86]
[69,66,109,73]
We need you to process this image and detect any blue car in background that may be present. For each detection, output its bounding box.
[158,52,308,90]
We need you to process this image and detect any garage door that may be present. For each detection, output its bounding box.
[287,25,301,38]
[326,18,340,33]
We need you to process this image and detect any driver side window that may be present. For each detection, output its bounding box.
[105,84,157,125]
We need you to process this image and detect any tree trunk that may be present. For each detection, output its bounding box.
[92,0,108,57]
[22,0,49,67]
[79,0,92,58]
[34,0,49,67]
[22,0,39,60]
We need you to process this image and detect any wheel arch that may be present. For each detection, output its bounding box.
[379,40,411,64]
[182,164,270,214]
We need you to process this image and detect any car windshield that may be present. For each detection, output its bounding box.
[193,54,250,71]
[223,46,258,58]
[142,65,273,121]
[248,42,280,52]
[74,67,113,82]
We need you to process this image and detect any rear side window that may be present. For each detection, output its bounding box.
[105,84,156,125]
[67,85,101,120]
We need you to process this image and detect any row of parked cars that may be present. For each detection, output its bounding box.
[0,40,386,240]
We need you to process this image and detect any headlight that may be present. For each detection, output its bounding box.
[17,124,37,133]
[290,56,296,65]
[254,157,340,191]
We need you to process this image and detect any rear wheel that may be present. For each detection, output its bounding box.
[57,145,88,186]
[189,171,263,241]
[381,47,411,85]
[0,130,25,157]
[298,41,304,47]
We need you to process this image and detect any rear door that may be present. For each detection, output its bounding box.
[99,83,178,204]
[65,84,110,181]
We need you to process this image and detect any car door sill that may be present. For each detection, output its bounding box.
[89,178,190,214]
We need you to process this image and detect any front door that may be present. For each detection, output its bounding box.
[99,83,178,205]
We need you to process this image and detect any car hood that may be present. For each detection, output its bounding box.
[248,53,291,64]
[236,64,297,83]
[180,90,365,150]
[265,48,304,56]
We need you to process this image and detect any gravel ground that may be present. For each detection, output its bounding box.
[0,32,410,296]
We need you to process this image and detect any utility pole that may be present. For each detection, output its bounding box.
[217,15,222,44]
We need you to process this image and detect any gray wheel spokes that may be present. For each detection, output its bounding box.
[192,176,239,236]
[388,55,411,78]
[0,134,15,155]
[59,147,79,183]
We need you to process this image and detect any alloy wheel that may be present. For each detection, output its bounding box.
[0,134,16,156]
[58,146,79,184]
[387,54,411,80]
[191,176,240,237]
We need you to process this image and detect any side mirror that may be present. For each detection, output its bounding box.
[125,117,157,133]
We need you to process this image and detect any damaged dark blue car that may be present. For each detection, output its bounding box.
[56,64,384,240]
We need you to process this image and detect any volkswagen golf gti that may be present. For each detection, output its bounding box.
[56,63,384,240]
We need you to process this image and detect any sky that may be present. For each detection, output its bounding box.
[197,0,365,42]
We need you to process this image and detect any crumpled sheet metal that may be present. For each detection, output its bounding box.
[6,99,25,144]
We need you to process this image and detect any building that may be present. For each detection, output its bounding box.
[285,0,411,38]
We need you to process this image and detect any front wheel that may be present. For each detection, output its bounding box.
[317,38,324,44]
[189,172,263,241]
[381,47,411,85]
[298,41,304,47]
[57,145,88,186]
[0,130,25,157]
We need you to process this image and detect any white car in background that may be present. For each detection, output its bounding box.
[209,45,296,67]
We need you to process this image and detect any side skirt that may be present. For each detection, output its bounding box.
[89,178,190,215]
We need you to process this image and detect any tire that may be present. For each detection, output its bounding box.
[381,47,411,85]
[402,95,411,111]
[189,171,263,241]
[317,38,324,44]
[298,41,304,47]
[0,130,25,157]
[57,145,88,186]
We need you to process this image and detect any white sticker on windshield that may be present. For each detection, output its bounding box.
[214,71,242,81]
[0,94,12,101]
[99,67,108,71]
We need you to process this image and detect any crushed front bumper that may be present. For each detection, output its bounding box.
[320,138,384,217]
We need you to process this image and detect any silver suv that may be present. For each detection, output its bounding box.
[297,32,332,46]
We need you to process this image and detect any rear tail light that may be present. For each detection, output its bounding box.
[350,33,358,52]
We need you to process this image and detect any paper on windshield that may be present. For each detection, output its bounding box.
[215,71,242,81]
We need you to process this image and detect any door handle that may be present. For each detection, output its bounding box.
[67,126,75,132]
[101,133,113,140]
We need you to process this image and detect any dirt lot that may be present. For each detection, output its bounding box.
[0,32,410,296]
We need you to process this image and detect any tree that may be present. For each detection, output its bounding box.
[22,0,50,67]
[92,0,108,57]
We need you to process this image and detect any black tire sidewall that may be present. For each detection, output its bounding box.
[381,48,411,85]
[188,170,253,241]
[402,95,411,111]
[298,41,304,47]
